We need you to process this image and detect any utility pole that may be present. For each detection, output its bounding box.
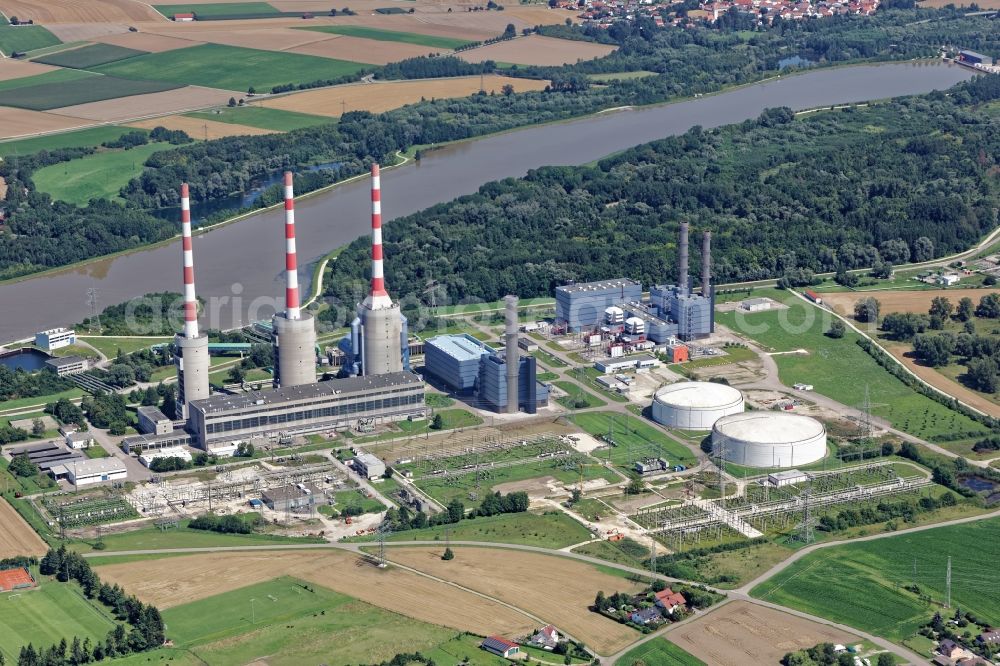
[377,522,390,568]
[650,538,657,573]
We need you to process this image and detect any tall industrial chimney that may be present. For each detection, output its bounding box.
[174,183,210,419]
[505,295,520,414]
[678,221,690,296]
[357,163,402,376]
[701,230,711,296]
[272,172,317,388]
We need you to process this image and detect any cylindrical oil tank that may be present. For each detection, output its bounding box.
[651,381,744,430]
[712,411,827,468]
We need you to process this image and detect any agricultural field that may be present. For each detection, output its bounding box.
[0,0,162,23]
[572,537,649,569]
[572,411,698,468]
[0,107,90,140]
[821,288,1000,318]
[386,546,646,655]
[670,601,861,666]
[0,23,59,55]
[258,74,549,116]
[185,105,330,131]
[0,497,47,558]
[94,550,538,636]
[0,67,94,93]
[92,43,374,92]
[0,75,183,111]
[458,35,616,66]
[0,58,55,81]
[0,125,140,157]
[49,85,240,122]
[385,510,593,549]
[153,2,282,18]
[0,572,117,663]
[716,289,989,441]
[31,141,171,205]
[751,518,1000,646]
[129,114,277,140]
[69,522,324,554]
[299,25,475,49]
[35,43,148,69]
[618,638,706,666]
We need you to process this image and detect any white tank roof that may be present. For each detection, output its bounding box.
[654,381,742,409]
[605,306,624,315]
[713,411,825,444]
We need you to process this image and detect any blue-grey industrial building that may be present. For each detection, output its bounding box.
[477,354,548,414]
[423,334,494,391]
[555,279,643,332]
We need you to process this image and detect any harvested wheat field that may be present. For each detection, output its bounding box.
[0,107,89,138]
[129,114,277,139]
[44,22,131,42]
[288,35,440,65]
[0,0,162,23]
[386,546,644,655]
[821,288,1000,317]
[460,34,615,66]
[0,498,47,559]
[48,85,242,122]
[145,25,333,51]
[261,74,547,116]
[94,31,200,53]
[670,601,859,666]
[94,550,536,636]
[0,59,56,81]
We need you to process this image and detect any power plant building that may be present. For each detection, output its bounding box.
[556,279,642,332]
[174,183,211,419]
[423,334,494,391]
[477,354,548,414]
[649,225,714,341]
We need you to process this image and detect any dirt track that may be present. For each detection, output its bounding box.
[821,288,1000,317]
[0,498,47,559]
[670,601,860,666]
[458,34,615,66]
[94,550,536,637]
[259,75,548,116]
[386,546,644,655]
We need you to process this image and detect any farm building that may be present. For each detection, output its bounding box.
[353,453,386,480]
[34,327,75,351]
[50,458,127,487]
[652,381,744,430]
[936,273,961,286]
[172,12,195,21]
[481,636,520,658]
[654,588,686,614]
[804,290,823,304]
[713,412,827,468]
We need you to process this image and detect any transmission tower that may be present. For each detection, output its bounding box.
[86,287,101,333]
[946,556,952,608]
[649,538,657,573]
[377,522,391,568]
[797,476,815,544]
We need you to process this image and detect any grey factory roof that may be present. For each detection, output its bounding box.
[50,457,127,478]
[427,334,494,362]
[191,371,424,414]
[45,355,85,368]
[137,405,170,422]
[556,278,641,294]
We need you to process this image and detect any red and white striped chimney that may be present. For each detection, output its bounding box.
[366,163,393,309]
[180,183,199,339]
[283,171,300,320]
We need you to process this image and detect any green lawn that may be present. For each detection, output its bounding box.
[554,380,607,409]
[572,412,698,468]
[569,367,629,403]
[0,575,117,663]
[0,76,182,111]
[154,2,280,17]
[384,511,593,548]
[92,43,374,92]
[319,488,384,516]
[80,336,171,358]
[424,393,455,408]
[161,576,460,665]
[0,388,85,415]
[186,105,331,131]
[75,523,324,554]
[297,25,475,50]
[572,537,649,568]
[0,126,142,158]
[35,43,148,69]
[0,68,95,93]
[0,23,60,55]
[751,518,1000,644]
[716,289,988,441]
[32,142,172,205]
[618,638,706,666]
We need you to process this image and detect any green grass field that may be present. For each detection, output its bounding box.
[716,289,988,441]
[32,142,171,205]
[186,105,330,131]
[0,23,60,55]
[74,523,324,554]
[384,510,593,548]
[161,576,460,665]
[0,387,85,415]
[93,44,374,92]
[569,367,629,403]
[154,2,280,17]
[0,68,95,93]
[618,638,706,666]
[0,575,116,662]
[751,518,1000,645]
[554,380,607,409]
[0,126,143,158]
[298,25,475,49]
[0,76,182,111]
[319,488,384,516]
[572,411,698,468]
[80,336,171,358]
[35,44,148,69]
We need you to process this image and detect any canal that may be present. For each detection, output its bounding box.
[0,62,975,341]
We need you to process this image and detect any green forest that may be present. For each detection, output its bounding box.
[0,8,997,280]
[320,74,1000,317]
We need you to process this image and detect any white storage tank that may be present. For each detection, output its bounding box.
[652,381,744,430]
[712,411,827,468]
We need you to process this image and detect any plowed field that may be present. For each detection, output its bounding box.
[821,288,1000,317]
[0,498,47,558]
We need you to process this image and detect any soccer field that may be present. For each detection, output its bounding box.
[0,579,116,662]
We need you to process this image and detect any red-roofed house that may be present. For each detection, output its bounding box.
[172,12,195,21]
[531,625,561,649]
[654,588,687,614]
[482,636,520,658]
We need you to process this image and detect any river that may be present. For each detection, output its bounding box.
[0,62,975,342]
